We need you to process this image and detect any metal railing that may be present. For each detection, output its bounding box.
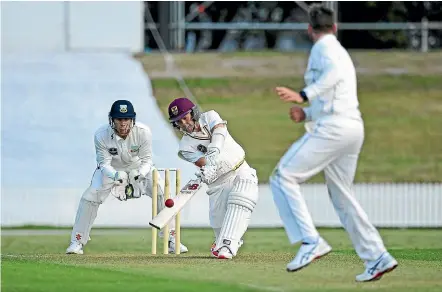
[179,21,442,31]
[147,19,442,53]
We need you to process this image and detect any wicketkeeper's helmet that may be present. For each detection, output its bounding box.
[108,100,136,127]
[109,100,136,119]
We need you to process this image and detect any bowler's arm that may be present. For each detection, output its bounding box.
[303,50,341,101]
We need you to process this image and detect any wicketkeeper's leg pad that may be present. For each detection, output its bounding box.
[70,199,100,245]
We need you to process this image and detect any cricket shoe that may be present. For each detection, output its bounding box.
[66,241,84,255]
[211,239,243,258]
[211,241,218,257]
[286,237,332,272]
[168,230,188,254]
[217,246,234,259]
[355,252,398,282]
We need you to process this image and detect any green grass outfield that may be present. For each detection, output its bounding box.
[151,75,442,184]
[2,228,441,291]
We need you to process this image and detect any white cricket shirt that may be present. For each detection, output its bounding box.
[94,122,152,180]
[302,34,362,129]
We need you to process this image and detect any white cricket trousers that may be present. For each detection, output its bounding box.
[270,117,386,261]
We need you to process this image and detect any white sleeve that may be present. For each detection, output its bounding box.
[303,106,313,122]
[303,48,340,101]
[177,138,204,163]
[137,128,153,177]
[178,150,204,164]
[204,110,227,132]
[95,135,117,180]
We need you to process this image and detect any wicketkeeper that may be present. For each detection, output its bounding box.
[66,100,188,255]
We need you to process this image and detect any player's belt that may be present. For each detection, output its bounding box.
[232,157,245,171]
[209,157,246,187]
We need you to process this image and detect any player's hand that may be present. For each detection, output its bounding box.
[275,87,304,104]
[111,171,129,201]
[290,106,306,123]
[195,170,203,179]
[128,169,142,182]
[205,147,220,166]
[200,164,217,185]
[114,171,128,185]
[128,169,145,198]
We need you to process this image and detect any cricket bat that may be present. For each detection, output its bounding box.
[149,177,205,230]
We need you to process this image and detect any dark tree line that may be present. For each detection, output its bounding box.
[340,1,442,49]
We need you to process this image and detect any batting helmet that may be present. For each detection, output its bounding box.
[168,97,200,126]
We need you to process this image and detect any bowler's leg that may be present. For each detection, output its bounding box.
[325,154,386,261]
[270,133,340,271]
[270,133,336,244]
[325,155,397,281]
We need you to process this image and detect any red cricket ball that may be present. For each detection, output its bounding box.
[165,198,174,208]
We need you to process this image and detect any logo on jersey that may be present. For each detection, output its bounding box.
[171,105,179,116]
[197,144,207,153]
[108,148,118,155]
[119,105,128,113]
[130,145,139,153]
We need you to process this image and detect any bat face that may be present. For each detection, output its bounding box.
[181,179,202,194]
[149,177,206,230]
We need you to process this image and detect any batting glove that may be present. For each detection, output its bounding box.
[205,148,220,166]
[201,164,218,185]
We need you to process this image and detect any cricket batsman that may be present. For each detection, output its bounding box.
[167,97,259,259]
[66,100,188,255]
[270,4,398,281]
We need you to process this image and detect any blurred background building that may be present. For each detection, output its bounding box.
[145,1,442,53]
[2,1,441,54]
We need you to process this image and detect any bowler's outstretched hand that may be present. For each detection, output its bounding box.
[275,87,304,104]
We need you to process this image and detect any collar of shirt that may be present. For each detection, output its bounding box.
[115,134,124,142]
[109,127,126,142]
[315,33,337,46]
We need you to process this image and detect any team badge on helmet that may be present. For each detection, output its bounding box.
[119,105,128,113]
[171,105,179,116]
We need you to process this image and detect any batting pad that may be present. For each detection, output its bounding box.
[215,176,258,255]
[215,204,252,255]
